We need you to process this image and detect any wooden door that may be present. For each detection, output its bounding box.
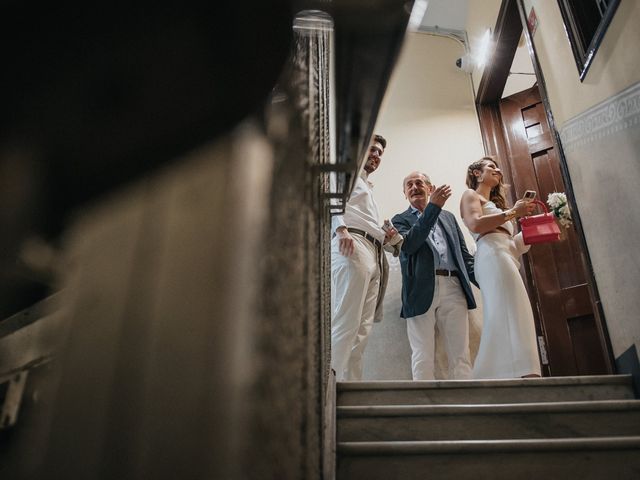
[498,86,610,376]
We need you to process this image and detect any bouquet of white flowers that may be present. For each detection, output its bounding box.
[547,192,572,228]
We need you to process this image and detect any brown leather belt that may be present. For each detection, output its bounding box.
[346,228,382,249]
[435,269,458,277]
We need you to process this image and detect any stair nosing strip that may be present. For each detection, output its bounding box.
[337,436,640,455]
[336,399,640,417]
[337,375,633,391]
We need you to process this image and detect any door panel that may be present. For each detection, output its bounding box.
[499,86,608,376]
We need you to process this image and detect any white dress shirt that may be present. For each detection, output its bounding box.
[332,171,385,243]
[411,206,456,271]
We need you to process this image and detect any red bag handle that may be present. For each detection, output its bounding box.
[522,199,549,216]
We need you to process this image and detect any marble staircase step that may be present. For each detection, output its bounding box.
[337,399,640,441]
[336,436,640,480]
[337,375,635,406]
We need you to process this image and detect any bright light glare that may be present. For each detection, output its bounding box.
[408,0,428,31]
[476,28,493,67]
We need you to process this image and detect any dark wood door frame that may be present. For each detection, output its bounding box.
[475,0,615,374]
[476,0,523,105]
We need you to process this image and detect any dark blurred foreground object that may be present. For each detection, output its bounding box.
[0,2,292,318]
[1,2,414,479]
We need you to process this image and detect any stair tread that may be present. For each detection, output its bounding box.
[338,435,640,454]
[337,374,633,391]
[337,399,640,416]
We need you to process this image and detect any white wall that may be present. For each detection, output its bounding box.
[373,32,485,243]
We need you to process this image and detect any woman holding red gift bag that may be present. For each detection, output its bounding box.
[460,157,541,379]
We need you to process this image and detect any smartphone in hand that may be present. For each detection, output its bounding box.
[523,190,536,202]
[382,220,393,233]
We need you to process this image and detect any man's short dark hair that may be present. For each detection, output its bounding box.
[373,134,387,150]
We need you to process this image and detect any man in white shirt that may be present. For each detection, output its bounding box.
[331,134,400,381]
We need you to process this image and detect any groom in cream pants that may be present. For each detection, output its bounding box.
[331,135,402,381]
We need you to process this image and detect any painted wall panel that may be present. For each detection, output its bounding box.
[559,83,640,356]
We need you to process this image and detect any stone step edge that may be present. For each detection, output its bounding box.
[337,374,632,391]
[337,436,640,455]
[337,399,640,417]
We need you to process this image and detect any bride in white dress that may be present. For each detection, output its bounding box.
[460,157,541,379]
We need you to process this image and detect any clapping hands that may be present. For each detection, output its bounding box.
[429,184,452,207]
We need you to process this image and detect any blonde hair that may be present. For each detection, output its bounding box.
[466,156,508,210]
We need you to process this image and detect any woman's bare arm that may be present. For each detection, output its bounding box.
[460,190,535,234]
[461,190,510,234]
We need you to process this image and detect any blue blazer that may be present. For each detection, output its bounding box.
[392,204,477,318]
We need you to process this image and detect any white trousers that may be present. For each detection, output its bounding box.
[331,234,380,381]
[406,276,472,380]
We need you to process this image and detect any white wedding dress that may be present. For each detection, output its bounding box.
[471,201,541,379]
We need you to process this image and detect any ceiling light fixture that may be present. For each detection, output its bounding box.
[408,0,428,31]
[476,28,493,68]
